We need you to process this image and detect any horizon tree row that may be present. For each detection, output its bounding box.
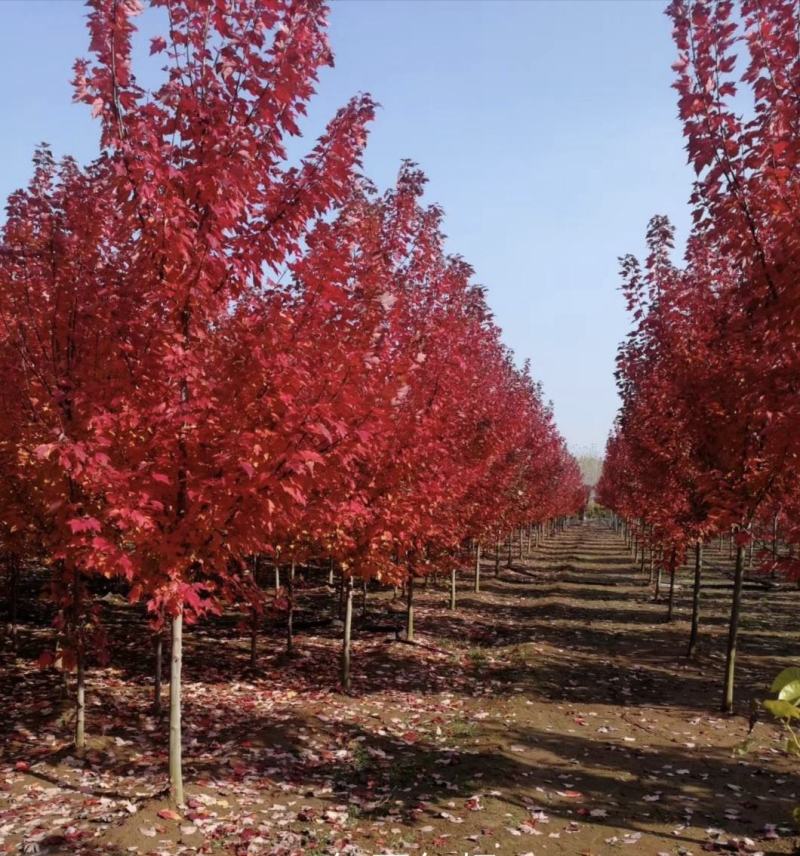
[598,0,800,714]
[0,0,586,804]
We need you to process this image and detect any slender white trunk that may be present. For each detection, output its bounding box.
[169,610,184,805]
[406,574,414,641]
[687,541,702,659]
[286,561,295,654]
[341,577,353,691]
[75,650,85,754]
[722,545,745,713]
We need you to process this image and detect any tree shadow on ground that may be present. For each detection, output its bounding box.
[12,703,798,854]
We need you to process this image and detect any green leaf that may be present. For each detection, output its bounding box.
[778,680,800,703]
[763,699,800,720]
[770,668,800,695]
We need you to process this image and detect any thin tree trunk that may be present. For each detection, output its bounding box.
[72,565,85,754]
[328,557,334,586]
[495,538,500,576]
[667,546,677,621]
[75,647,85,755]
[361,577,368,619]
[286,561,295,654]
[474,543,481,593]
[449,567,456,610]
[250,556,260,669]
[506,533,512,568]
[654,553,662,602]
[722,545,745,714]
[687,541,702,659]
[406,574,415,641]
[7,555,19,651]
[274,564,280,593]
[341,576,353,691]
[250,606,258,669]
[772,514,779,561]
[169,609,184,806]
[154,631,163,715]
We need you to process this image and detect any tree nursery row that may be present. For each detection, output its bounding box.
[0,0,586,804]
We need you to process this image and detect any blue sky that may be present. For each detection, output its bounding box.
[0,0,694,454]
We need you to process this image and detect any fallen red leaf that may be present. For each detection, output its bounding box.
[157,808,181,821]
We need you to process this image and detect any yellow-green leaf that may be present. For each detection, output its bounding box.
[770,668,800,695]
[779,680,800,704]
[764,699,800,720]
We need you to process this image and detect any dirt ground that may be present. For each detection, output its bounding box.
[1,519,799,855]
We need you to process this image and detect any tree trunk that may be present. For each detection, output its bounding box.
[687,541,702,659]
[154,631,163,715]
[495,538,500,576]
[72,565,85,754]
[7,555,19,651]
[449,567,456,610]
[361,577,368,619]
[328,557,334,586]
[341,576,353,691]
[286,561,295,654]
[772,514,779,561]
[75,647,85,755]
[654,553,662,602]
[506,533,512,568]
[667,546,677,621]
[169,609,184,806]
[722,545,745,714]
[250,606,258,669]
[406,574,415,641]
[474,543,481,593]
[274,563,280,593]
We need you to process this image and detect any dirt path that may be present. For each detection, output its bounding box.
[1,520,799,855]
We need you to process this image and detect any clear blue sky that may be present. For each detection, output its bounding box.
[0,0,693,455]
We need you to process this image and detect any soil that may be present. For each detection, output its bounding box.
[1,519,799,856]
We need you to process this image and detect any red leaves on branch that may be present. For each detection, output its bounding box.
[600,0,800,566]
[0,0,583,669]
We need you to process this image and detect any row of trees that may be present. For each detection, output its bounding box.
[598,0,800,713]
[0,0,585,804]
